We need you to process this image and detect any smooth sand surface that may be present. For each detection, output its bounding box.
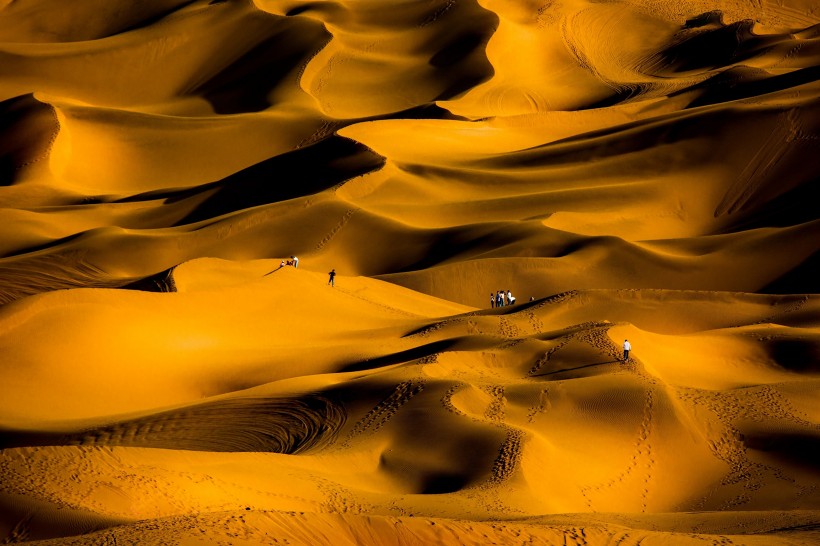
[1,0,818,544]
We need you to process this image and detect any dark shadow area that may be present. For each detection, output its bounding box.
[0,94,57,187]
[766,338,820,373]
[429,24,498,101]
[430,29,488,68]
[113,178,219,205]
[262,265,284,276]
[172,135,385,225]
[585,85,646,110]
[121,267,177,293]
[285,1,345,18]
[469,104,738,170]
[113,1,198,39]
[760,250,820,295]
[655,18,774,73]
[744,431,820,473]
[381,102,469,122]
[339,338,460,372]
[683,65,820,109]
[530,360,620,377]
[682,10,725,29]
[716,175,820,233]
[391,228,493,273]
[196,18,331,114]
[641,12,802,79]
[420,472,471,494]
[380,220,549,276]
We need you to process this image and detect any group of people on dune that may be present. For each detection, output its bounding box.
[488,288,633,361]
[276,255,336,287]
[273,260,632,358]
[491,290,516,308]
[280,255,299,268]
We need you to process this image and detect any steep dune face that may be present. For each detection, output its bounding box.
[1,0,819,544]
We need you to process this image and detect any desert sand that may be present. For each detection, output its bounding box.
[1,0,819,544]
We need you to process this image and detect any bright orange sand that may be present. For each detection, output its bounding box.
[1,0,819,544]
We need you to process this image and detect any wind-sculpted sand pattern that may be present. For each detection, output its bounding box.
[1,0,820,544]
[0,251,131,305]
[0,395,346,454]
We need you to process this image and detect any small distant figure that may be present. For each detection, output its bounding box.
[291,255,299,268]
[529,296,534,302]
[507,290,516,305]
[490,293,495,308]
[280,260,285,268]
[496,291,503,307]
[623,339,631,361]
[328,268,336,287]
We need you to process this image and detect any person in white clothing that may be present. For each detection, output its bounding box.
[623,339,631,361]
[291,255,299,268]
[507,290,515,305]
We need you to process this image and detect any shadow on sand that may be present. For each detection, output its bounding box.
[531,360,622,377]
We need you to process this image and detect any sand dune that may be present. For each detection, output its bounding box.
[1,264,818,543]
[1,0,819,544]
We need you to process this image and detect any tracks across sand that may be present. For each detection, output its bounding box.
[681,383,820,512]
[343,380,426,445]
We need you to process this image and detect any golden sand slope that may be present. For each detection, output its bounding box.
[1,0,819,544]
[0,261,819,544]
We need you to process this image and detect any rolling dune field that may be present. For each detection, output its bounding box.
[0,0,819,544]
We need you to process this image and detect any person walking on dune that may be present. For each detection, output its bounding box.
[490,293,495,308]
[291,255,299,268]
[623,339,631,361]
[328,268,336,287]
